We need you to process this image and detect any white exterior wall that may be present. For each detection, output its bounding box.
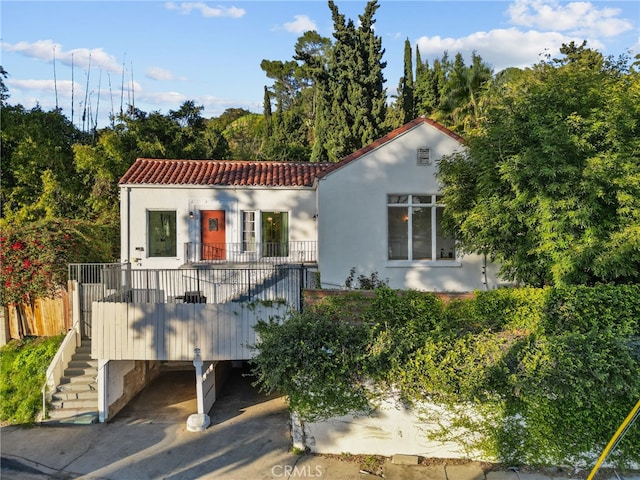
[120,185,318,269]
[294,397,487,460]
[317,123,502,292]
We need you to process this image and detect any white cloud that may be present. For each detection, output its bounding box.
[8,78,73,98]
[145,66,184,81]
[136,90,188,105]
[283,15,317,34]
[412,0,635,73]
[1,40,122,73]
[415,28,591,72]
[633,35,640,56]
[507,0,633,38]
[165,2,245,18]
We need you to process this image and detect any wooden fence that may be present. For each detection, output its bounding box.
[4,286,72,339]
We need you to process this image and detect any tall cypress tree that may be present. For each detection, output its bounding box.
[263,85,272,138]
[311,0,387,162]
[354,0,387,148]
[401,38,414,124]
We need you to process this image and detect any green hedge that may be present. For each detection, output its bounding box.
[251,285,640,466]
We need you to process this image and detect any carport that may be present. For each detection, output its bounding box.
[112,362,280,426]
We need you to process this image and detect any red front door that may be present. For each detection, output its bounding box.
[201,210,226,260]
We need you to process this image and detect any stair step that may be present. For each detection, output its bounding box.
[50,398,97,410]
[46,408,98,422]
[68,359,98,369]
[72,353,94,361]
[64,367,98,378]
[53,389,98,401]
[42,339,98,426]
[60,374,97,386]
[57,379,96,391]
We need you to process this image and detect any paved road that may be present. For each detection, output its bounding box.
[1,367,638,480]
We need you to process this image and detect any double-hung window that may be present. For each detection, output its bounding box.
[387,194,455,261]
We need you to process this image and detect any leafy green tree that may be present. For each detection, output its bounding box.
[260,59,301,112]
[222,113,265,160]
[263,85,272,138]
[214,107,253,129]
[1,105,90,222]
[261,31,330,161]
[294,31,332,163]
[73,123,137,223]
[202,120,231,160]
[293,30,331,123]
[438,42,640,286]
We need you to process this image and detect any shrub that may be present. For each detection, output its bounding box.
[251,285,640,467]
[0,218,116,305]
[544,284,640,336]
[251,309,371,421]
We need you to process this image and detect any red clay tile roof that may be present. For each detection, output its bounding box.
[119,159,334,187]
[119,118,462,187]
[316,117,464,179]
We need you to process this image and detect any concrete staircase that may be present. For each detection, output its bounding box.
[45,340,99,424]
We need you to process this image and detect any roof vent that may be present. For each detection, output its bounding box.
[417,147,431,166]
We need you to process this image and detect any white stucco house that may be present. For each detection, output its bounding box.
[118,116,501,292]
[315,117,501,291]
[119,158,328,270]
[48,117,505,424]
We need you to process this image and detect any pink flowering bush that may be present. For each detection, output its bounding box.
[0,219,116,305]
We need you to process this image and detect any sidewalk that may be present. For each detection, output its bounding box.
[3,417,638,479]
[1,370,637,480]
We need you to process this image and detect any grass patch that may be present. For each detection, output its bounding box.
[0,335,63,425]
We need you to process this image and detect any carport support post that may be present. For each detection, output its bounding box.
[186,348,211,432]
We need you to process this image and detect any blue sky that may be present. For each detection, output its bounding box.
[2,0,638,129]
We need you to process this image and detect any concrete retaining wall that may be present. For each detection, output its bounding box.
[103,360,162,421]
[292,396,483,460]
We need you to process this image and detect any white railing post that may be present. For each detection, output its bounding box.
[97,359,108,423]
[186,347,211,432]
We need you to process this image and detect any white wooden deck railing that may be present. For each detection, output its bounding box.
[91,301,288,361]
[184,241,317,265]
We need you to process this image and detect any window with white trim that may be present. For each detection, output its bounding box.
[242,211,256,252]
[387,194,455,261]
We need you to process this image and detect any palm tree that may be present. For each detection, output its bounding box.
[440,51,492,132]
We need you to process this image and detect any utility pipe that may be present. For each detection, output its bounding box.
[586,398,640,480]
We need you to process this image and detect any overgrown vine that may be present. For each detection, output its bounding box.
[251,285,640,467]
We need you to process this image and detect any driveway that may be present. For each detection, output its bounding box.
[1,366,315,479]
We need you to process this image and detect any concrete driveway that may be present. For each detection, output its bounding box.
[1,366,315,479]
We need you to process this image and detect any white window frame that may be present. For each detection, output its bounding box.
[386,194,459,267]
[242,210,257,253]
